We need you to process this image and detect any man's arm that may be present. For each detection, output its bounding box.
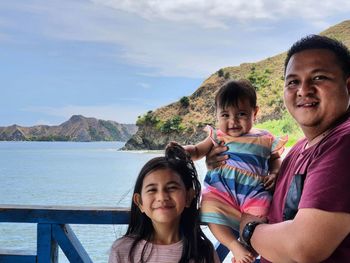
[243,208,350,263]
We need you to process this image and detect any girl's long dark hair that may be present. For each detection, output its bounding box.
[125,142,216,263]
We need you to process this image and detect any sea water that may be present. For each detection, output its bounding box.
[0,141,226,262]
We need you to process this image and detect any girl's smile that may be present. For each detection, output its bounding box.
[134,168,192,227]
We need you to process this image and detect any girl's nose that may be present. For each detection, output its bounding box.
[157,191,170,201]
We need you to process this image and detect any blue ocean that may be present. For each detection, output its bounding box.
[0,141,213,262]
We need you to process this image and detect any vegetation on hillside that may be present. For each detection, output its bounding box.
[255,111,303,147]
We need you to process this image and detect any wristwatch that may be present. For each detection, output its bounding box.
[241,221,263,248]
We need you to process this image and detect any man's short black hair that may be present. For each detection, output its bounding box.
[284,34,350,78]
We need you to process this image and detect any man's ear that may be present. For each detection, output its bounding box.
[346,77,350,95]
[253,106,259,121]
[133,193,144,213]
[185,188,195,208]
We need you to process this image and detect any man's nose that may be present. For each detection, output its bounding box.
[297,79,315,97]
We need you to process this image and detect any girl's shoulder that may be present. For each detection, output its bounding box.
[109,236,139,263]
[111,236,145,250]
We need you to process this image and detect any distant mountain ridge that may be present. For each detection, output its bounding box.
[123,20,350,150]
[0,115,137,142]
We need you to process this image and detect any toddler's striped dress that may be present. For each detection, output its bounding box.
[201,126,287,231]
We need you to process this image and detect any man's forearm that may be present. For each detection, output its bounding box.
[250,221,297,263]
[245,209,350,263]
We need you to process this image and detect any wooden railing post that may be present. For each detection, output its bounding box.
[37,223,58,263]
[52,224,92,263]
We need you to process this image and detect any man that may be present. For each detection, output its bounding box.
[206,35,350,262]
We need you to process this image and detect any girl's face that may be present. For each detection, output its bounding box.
[134,168,193,228]
[216,99,258,137]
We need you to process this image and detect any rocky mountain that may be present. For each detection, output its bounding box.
[0,115,137,142]
[123,20,350,150]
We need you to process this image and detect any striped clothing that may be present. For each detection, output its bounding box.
[201,127,287,231]
[108,237,220,263]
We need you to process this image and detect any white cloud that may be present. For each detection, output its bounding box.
[2,0,350,78]
[93,0,350,28]
[34,119,56,126]
[92,0,273,28]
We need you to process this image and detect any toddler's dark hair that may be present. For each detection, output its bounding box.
[215,79,257,110]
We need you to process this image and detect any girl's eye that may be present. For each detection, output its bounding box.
[146,188,156,193]
[221,113,229,118]
[167,186,179,191]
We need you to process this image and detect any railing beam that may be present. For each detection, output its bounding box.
[0,205,129,224]
[1,204,255,262]
[0,249,36,263]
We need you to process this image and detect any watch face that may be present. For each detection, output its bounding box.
[242,223,253,243]
[242,221,261,247]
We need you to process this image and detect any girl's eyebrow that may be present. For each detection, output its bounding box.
[166,181,182,186]
[144,183,157,189]
[144,181,182,188]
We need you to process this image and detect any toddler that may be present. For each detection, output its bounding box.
[184,80,287,263]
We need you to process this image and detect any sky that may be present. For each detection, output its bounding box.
[1,1,350,126]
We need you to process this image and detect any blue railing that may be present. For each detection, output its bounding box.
[0,204,259,263]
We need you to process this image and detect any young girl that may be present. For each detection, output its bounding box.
[183,80,287,263]
[108,143,220,263]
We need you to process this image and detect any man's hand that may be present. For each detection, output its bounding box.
[263,173,278,191]
[205,142,228,170]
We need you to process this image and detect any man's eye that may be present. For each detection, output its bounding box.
[286,79,298,87]
[313,75,328,81]
[147,189,156,193]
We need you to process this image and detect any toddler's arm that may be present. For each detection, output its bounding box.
[184,136,213,161]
